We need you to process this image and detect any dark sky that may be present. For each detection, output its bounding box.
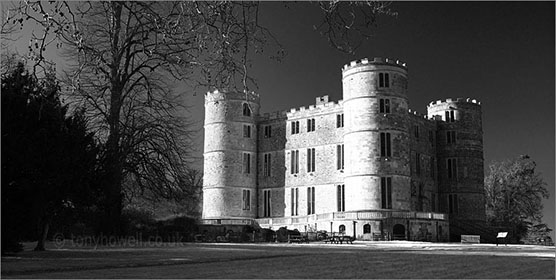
[6,2,554,235]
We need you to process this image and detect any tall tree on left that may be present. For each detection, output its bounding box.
[1,62,100,252]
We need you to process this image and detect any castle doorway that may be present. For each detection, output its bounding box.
[393,224,406,240]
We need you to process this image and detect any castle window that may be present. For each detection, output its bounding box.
[264,125,272,138]
[243,125,251,138]
[381,177,392,209]
[446,131,456,144]
[414,125,420,138]
[416,153,421,176]
[290,150,299,174]
[263,190,271,217]
[336,114,344,128]
[307,148,316,172]
[337,184,345,212]
[363,224,371,234]
[291,121,300,134]
[336,144,344,170]
[380,132,392,157]
[448,194,458,214]
[291,188,299,216]
[429,130,434,146]
[243,153,251,174]
[339,225,346,234]
[379,73,390,88]
[307,187,315,215]
[445,110,455,122]
[307,118,316,132]
[379,98,391,113]
[242,189,251,210]
[447,158,457,180]
[263,153,271,177]
[242,103,251,116]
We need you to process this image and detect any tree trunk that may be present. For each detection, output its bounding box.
[34,214,51,251]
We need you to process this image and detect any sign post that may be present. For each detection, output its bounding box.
[496,232,508,246]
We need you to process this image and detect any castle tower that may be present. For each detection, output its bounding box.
[341,58,411,212]
[427,99,486,225]
[203,90,260,220]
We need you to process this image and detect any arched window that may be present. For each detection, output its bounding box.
[339,225,346,234]
[363,224,371,234]
[242,103,251,116]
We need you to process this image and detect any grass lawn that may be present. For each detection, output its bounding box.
[2,241,554,278]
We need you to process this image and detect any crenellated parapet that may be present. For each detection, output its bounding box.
[427,98,481,108]
[342,57,408,72]
[286,99,344,118]
[204,89,260,103]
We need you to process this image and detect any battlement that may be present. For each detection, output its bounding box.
[408,108,435,120]
[286,99,344,117]
[342,57,408,71]
[205,89,260,103]
[427,98,481,108]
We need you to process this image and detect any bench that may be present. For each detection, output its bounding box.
[461,235,480,244]
[288,235,309,243]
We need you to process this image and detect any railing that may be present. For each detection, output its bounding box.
[255,210,447,226]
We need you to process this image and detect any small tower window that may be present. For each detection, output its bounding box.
[336,114,344,128]
[243,125,251,138]
[263,189,271,217]
[414,125,420,138]
[307,187,315,215]
[447,158,457,180]
[264,125,272,138]
[337,184,345,212]
[336,144,344,170]
[263,153,271,177]
[307,148,316,172]
[243,153,251,174]
[380,132,392,157]
[446,131,456,144]
[290,150,299,174]
[445,110,455,122]
[379,73,390,88]
[242,103,251,116]
[291,121,300,135]
[291,188,299,216]
[242,189,251,210]
[379,99,391,113]
[381,177,392,209]
[448,194,458,214]
[307,118,315,132]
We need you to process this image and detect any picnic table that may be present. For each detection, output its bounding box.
[324,235,354,244]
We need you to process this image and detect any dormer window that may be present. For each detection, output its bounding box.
[242,103,251,116]
[379,73,390,88]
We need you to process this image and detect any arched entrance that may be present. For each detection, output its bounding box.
[363,224,371,234]
[339,225,346,234]
[393,224,406,240]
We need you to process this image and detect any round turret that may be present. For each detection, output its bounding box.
[203,90,259,220]
[427,98,485,221]
[342,57,411,211]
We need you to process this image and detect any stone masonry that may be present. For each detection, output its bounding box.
[202,57,486,242]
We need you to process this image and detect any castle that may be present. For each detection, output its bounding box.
[202,57,486,242]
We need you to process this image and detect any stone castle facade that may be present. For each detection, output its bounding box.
[202,57,486,241]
